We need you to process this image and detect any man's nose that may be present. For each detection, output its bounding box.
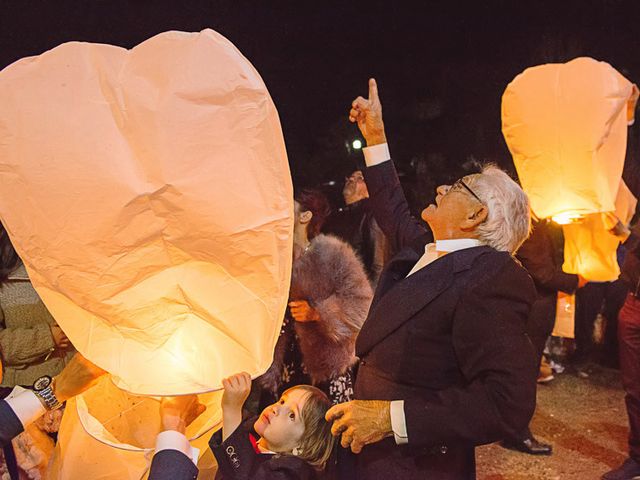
[437,184,450,195]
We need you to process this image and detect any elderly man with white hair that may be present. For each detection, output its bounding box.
[325,79,538,479]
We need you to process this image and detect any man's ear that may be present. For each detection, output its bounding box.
[462,205,487,230]
[299,210,313,225]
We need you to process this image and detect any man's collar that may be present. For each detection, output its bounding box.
[434,238,482,253]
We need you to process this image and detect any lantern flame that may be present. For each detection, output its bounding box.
[551,211,584,225]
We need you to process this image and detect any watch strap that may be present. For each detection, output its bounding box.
[34,380,63,411]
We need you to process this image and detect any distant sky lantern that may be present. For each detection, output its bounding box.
[502,57,638,281]
[502,57,638,223]
[0,29,292,477]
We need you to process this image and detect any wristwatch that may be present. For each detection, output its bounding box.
[32,375,63,410]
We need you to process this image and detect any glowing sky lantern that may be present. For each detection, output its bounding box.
[502,57,637,223]
[502,57,638,281]
[0,29,292,477]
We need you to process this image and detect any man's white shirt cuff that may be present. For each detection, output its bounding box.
[155,430,199,465]
[5,387,46,428]
[390,400,408,445]
[363,143,391,167]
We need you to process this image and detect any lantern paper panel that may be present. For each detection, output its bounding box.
[75,375,222,450]
[0,30,293,395]
[562,180,637,281]
[502,57,638,222]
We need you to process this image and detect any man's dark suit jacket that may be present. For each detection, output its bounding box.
[354,160,538,479]
[1,393,197,480]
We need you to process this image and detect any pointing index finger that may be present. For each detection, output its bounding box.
[368,78,379,103]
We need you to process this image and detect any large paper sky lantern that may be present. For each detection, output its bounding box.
[0,29,293,396]
[0,27,293,478]
[502,57,638,281]
[502,57,637,223]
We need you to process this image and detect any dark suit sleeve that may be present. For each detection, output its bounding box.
[363,160,430,252]
[403,258,538,447]
[517,225,578,294]
[148,449,198,480]
[210,424,262,480]
[209,425,308,480]
[0,399,25,446]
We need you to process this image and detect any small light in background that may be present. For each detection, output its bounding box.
[352,139,362,150]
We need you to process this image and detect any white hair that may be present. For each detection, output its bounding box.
[468,165,531,254]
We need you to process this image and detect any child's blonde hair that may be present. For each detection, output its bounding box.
[283,385,336,470]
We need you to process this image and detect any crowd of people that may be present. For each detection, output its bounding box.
[0,78,638,480]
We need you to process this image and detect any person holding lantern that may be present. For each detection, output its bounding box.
[1,353,209,480]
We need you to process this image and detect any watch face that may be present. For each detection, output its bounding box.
[33,375,52,391]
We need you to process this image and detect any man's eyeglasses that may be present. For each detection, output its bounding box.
[450,178,484,204]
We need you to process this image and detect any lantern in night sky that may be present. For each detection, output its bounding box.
[502,57,638,280]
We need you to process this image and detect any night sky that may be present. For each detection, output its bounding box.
[2,0,640,209]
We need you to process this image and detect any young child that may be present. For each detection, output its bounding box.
[210,372,335,479]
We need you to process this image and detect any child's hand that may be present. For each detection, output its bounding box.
[221,372,252,410]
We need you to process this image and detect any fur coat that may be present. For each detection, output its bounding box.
[261,234,373,392]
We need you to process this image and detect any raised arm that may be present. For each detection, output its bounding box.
[349,79,428,250]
